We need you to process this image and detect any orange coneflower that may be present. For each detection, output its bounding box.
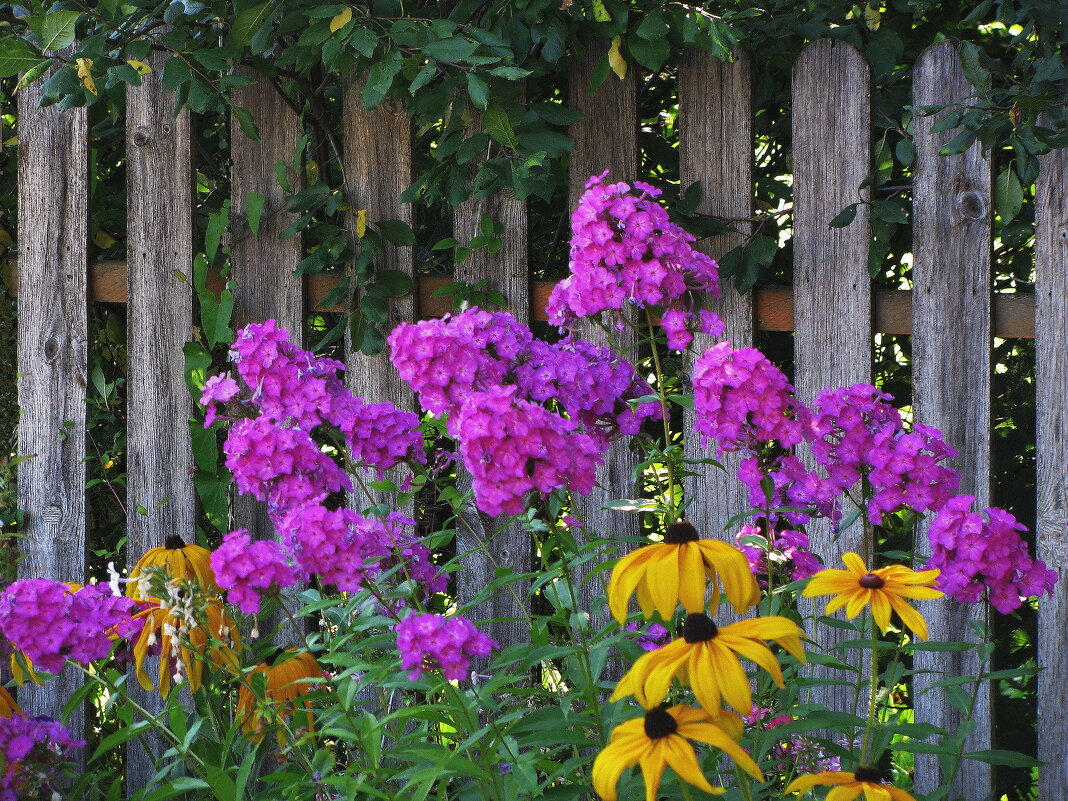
[785,767,918,801]
[237,649,322,745]
[131,595,240,697]
[127,536,217,600]
[609,522,759,624]
[611,613,806,715]
[593,703,761,801]
[803,553,943,640]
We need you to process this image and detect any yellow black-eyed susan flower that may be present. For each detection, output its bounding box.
[127,536,218,600]
[0,685,20,717]
[237,649,322,745]
[802,553,943,640]
[785,767,918,801]
[609,522,759,624]
[131,597,240,697]
[611,612,806,714]
[593,703,761,801]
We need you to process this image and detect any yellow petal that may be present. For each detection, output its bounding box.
[719,636,784,687]
[593,735,646,801]
[861,784,893,801]
[647,546,681,619]
[687,645,723,712]
[707,642,752,713]
[681,721,763,780]
[870,591,892,633]
[826,784,864,801]
[785,772,857,794]
[804,571,858,597]
[845,591,872,620]
[885,786,920,801]
[887,594,930,641]
[662,734,720,795]
[609,547,656,623]
[640,742,668,801]
[677,544,707,614]
[842,553,869,576]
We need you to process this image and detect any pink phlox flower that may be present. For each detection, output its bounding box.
[274,506,391,593]
[210,529,297,615]
[0,714,83,800]
[200,373,241,426]
[395,612,498,682]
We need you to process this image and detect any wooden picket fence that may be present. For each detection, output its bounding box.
[8,38,1067,799]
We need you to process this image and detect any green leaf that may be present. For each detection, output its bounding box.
[14,58,54,92]
[376,269,413,297]
[233,106,260,141]
[231,2,271,47]
[636,8,669,39]
[377,219,415,246]
[245,190,266,237]
[964,749,1041,768]
[483,105,518,150]
[0,41,42,78]
[995,167,1023,224]
[38,11,81,52]
[829,203,859,228]
[627,33,670,71]
[423,37,478,62]
[466,72,490,110]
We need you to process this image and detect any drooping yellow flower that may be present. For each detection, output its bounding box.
[127,536,218,600]
[0,685,20,717]
[237,649,322,745]
[802,553,943,640]
[785,768,918,801]
[593,704,762,801]
[609,522,759,624]
[131,597,240,697]
[611,613,806,714]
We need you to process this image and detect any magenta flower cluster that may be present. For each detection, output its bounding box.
[209,530,297,615]
[389,307,658,515]
[736,523,822,583]
[692,342,803,452]
[546,171,725,350]
[0,714,83,801]
[0,580,142,673]
[394,612,498,682]
[925,496,1057,613]
[743,706,840,775]
[623,621,671,652]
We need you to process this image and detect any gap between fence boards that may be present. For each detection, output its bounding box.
[0,260,1037,338]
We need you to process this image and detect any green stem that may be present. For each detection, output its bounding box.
[644,308,678,519]
[859,618,881,766]
[736,766,755,801]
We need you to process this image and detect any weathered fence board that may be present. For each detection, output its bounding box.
[791,39,873,711]
[125,51,197,792]
[911,41,994,799]
[678,48,754,552]
[1035,137,1068,800]
[453,107,533,650]
[568,44,640,634]
[15,56,89,740]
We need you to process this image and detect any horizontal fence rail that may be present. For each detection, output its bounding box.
[6,38,1066,801]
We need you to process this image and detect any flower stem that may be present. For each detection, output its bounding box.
[644,308,678,518]
[859,617,881,765]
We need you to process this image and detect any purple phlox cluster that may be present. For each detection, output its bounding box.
[0,580,143,673]
[660,307,725,351]
[394,612,498,682]
[210,530,298,615]
[451,386,604,517]
[224,417,352,511]
[924,496,1057,614]
[743,707,841,775]
[201,373,240,426]
[623,621,671,652]
[0,714,83,801]
[334,397,425,471]
[378,513,447,598]
[794,385,961,525]
[274,506,392,594]
[692,342,804,453]
[735,523,822,584]
[546,172,724,348]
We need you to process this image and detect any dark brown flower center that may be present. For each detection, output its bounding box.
[164,535,187,550]
[682,613,719,643]
[643,705,678,739]
[664,522,699,544]
[858,573,885,589]
[854,766,883,783]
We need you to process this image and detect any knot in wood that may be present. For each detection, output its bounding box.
[41,504,63,524]
[955,190,986,221]
[1057,227,1068,242]
[43,335,60,362]
[131,128,150,146]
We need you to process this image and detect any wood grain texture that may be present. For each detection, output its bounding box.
[15,54,89,735]
[911,41,993,799]
[568,43,640,647]
[125,50,195,791]
[678,49,754,565]
[1034,139,1068,800]
[229,75,306,647]
[791,39,873,709]
[452,106,532,650]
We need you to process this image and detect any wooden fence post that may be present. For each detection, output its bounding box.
[1034,134,1068,800]
[452,106,533,650]
[568,42,640,647]
[678,48,754,556]
[15,53,89,737]
[125,48,196,790]
[911,40,993,799]
[230,74,305,647]
[791,39,873,711]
